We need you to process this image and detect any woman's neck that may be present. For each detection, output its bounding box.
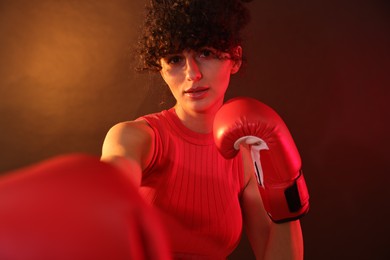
[173,104,219,134]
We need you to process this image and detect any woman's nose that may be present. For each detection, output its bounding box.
[185,57,202,81]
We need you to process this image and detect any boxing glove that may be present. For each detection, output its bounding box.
[0,154,171,260]
[213,97,309,223]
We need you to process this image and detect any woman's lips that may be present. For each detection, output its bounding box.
[184,87,210,99]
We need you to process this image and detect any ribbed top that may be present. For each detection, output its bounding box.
[139,109,244,259]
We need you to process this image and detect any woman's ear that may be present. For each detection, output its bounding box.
[231,46,242,74]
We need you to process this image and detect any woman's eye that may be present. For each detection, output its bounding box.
[199,49,216,58]
[166,56,183,65]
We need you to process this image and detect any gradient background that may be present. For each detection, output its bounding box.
[0,0,389,259]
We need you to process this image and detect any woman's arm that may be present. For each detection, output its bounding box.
[263,220,303,260]
[101,120,155,186]
[240,145,304,260]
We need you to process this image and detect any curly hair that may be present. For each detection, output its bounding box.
[136,0,253,72]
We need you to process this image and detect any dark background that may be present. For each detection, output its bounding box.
[1,0,389,259]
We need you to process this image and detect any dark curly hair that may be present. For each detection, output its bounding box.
[136,0,253,72]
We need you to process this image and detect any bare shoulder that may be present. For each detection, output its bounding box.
[105,119,154,144]
[101,119,155,170]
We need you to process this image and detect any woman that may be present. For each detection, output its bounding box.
[101,0,304,258]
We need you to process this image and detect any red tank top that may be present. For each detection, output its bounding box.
[139,108,245,259]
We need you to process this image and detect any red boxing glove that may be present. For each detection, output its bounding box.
[0,154,171,260]
[213,97,309,223]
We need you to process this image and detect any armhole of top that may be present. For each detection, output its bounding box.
[135,118,161,175]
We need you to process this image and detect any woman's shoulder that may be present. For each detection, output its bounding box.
[101,119,155,158]
[101,119,157,176]
[104,109,171,152]
[106,119,153,143]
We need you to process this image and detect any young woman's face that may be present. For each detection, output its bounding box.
[159,47,241,116]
